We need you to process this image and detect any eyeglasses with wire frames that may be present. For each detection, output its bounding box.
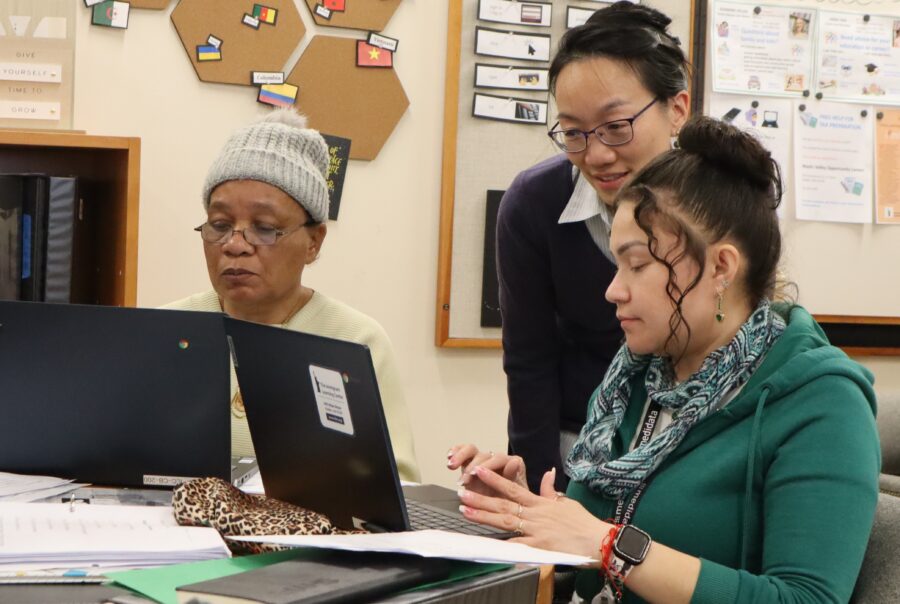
[194,220,317,246]
[547,97,661,153]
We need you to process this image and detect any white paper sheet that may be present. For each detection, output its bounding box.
[230,529,596,566]
[712,1,815,97]
[793,100,874,223]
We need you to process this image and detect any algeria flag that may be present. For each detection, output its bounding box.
[93,1,129,29]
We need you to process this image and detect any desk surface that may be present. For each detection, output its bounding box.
[0,565,540,604]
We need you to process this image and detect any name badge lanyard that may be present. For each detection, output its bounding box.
[595,400,662,603]
[613,400,662,525]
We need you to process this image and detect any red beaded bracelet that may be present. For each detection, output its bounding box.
[599,523,626,601]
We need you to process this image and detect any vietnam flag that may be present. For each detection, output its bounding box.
[252,4,278,24]
[356,40,392,68]
[324,0,346,11]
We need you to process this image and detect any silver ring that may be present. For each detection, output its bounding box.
[487,451,494,457]
[515,519,525,535]
[515,504,523,518]
[554,491,566,502]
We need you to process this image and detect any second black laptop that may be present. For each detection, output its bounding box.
[224,317,511,538]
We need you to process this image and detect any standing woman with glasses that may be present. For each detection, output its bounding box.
[495,1,689,493]
[165,109,420,482]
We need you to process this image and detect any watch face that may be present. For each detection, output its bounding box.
[615,525,652,565]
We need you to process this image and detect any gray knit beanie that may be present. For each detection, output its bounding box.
[202,109,330,223]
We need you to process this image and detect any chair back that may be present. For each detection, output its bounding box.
[851,492,900,603]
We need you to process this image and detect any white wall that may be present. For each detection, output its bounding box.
[70,1,897,488]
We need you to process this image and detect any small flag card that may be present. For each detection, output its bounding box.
[324,0,345,12]
[315,4,332,19]
[196,45,221,62]
[242,14,260,29]
[258,83,299,108]
[252,4,277,25]
[91,1,129,29]
[356,40,393,68]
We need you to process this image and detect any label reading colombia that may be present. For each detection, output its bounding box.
[309,365,354,436]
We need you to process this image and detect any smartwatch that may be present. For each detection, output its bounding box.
[613,524,652,567]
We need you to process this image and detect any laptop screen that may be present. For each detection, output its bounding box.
[0,301,231,487]
[224,316,409,531]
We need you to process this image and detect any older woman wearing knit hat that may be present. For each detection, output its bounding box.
[165,109,420,482]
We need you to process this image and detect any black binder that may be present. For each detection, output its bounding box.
[19,174,49,301]
[175,551,452,604]
[44,176,78,303]
[0,175,23,301]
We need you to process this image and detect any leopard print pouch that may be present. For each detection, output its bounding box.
[172,477,364,554]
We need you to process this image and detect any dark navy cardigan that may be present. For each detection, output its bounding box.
[497,154,623,492]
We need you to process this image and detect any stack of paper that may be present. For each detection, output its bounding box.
[0,502,230,570]
[0,471,84,502]
[230,529,596,566]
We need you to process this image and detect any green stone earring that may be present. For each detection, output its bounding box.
[715,279,729,322]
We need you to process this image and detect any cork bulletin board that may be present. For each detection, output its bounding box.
[171,0,307,86]
[302,0,403,32]
[435,0,697,347]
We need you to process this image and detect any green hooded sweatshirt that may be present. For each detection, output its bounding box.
[569,305,881,603]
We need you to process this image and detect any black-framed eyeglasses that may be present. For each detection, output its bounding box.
[547,97,661,153]
[194,220,316,246]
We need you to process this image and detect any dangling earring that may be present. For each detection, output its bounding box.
[671,131,680,149]
[715,279,729,323]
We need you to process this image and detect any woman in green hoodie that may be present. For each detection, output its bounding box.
[448,116,880,603]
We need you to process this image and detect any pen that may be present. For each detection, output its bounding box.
[69,493,75,513]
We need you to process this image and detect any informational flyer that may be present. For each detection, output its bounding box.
[0,0,74,129]
[793,100,874,223]
[875,109,900,224]
[815,11,900,106]
[712,1,815,97]
[709,94,793,217]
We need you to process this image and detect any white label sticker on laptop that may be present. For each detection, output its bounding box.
[309,365,355,436]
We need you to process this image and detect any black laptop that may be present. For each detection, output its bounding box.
[0,301,231,487]
[224,317,512,538]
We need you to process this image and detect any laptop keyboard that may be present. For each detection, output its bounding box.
[406,500,512,537]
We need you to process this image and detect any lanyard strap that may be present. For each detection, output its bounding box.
[613,400,661,525]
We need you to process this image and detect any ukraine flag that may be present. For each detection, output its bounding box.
[197,45,221,62]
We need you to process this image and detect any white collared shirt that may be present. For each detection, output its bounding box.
[557,166,616,264]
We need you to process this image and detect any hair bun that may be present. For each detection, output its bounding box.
[587,1,673,34]
[676,116,776,193]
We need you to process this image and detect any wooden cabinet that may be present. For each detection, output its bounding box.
[0,130,139,306]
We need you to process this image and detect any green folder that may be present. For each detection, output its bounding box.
[108,549,510,604]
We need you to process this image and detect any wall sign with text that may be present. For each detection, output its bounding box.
[0,0,75,129]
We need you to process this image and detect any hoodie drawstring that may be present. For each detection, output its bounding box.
[740,386,770,570]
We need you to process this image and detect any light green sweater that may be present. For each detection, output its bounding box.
[164,290,420,482]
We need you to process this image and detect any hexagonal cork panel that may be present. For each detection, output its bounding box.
[131,0,171,9]
[287,35,408,161]
[172,0,305,86]
[302,0,402,32]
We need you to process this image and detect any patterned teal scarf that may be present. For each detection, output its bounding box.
[566,301,786,499]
